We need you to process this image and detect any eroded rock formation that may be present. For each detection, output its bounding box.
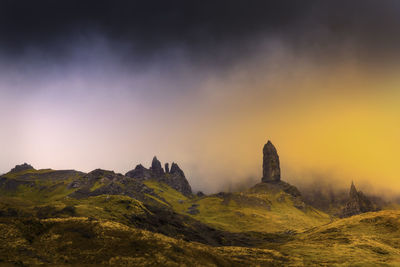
[150,157,164,177]
[126,157,192,196]
[262,141,280,182]
[165,163,170,173]
[167,162,192,196]
[340,182,375,218]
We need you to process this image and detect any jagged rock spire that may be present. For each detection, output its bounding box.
[150,156,164,177]
[165,163,170,173]
[340,181,375,218]
[169,162,192,196]
[262,141,281,182]
[170,162,185,176]
[125,157,192,196]
[350,181,357,198]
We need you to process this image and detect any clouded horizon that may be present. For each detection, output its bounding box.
[1,0,400,195]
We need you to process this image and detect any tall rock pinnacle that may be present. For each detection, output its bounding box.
[150,156,164,177]
[262,141,281,182]
[165,163,170,173]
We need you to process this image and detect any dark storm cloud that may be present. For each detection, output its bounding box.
[0,1,310,49]
[1,0,400,62]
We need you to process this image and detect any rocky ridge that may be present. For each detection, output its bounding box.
[68,169,156,201]
[126,157,192,196]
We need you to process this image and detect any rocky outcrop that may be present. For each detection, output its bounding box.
[9,163,35,173]
[125,164,152,181]
[125,157,192,197]
[166,163,192,197]
[340,182,376,218]
[262,141,281,182]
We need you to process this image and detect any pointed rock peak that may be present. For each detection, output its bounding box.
[10,163,35,173]
[170,162,184,176]
[152,156,159,164]
[165,163,170,173]
[350,181,358,198]
[168,162,192,196]
[150,156,164,176]
[134,164,146,170]
[262,140,281,182]
[341,181,375,218]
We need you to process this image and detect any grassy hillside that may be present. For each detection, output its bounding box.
[0,217,291,266]
[1,208,400,265]
[281,210,400,266]
[0,169,84,203]
[3,168,400,265]
[1,168,331,234]
[144,180,331,233]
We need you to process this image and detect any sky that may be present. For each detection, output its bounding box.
[1,0,400,194]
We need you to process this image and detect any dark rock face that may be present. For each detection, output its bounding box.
[150,156,164,177]
[170,163,184,177]
[166,163,192,197]
[125,164,152,181]
[340,182,376,218]
[165,163,169,173]
[10,163,35,173]
[262,141,281,182]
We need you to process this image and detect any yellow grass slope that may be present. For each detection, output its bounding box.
[144,180,331,233]
[282,210,400,266]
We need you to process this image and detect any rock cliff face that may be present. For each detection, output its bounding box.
[166,162,192,197]
[340,182,376,218]
[262,141,281,182]
[126,157,192,197]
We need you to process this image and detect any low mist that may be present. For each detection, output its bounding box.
[1,33,400,198]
